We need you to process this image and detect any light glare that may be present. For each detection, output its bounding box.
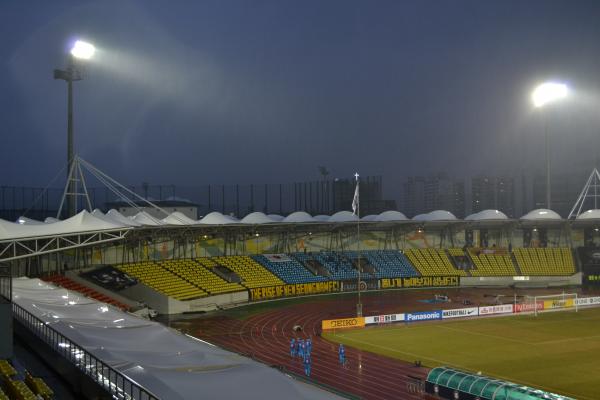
[71,40,95,60]
[531,82,568,108]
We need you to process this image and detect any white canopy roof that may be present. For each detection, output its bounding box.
[240,212,275,224]
[267,214,285,222]
[16,216,44,225]
[521,208,561,221]
[465,209,508,221]
[11,277,339,400]
[328,211,358,222]
[106,209,142,227]
[161,211,197,225]
[0,210,127,241]
[412,210,457,221]
[45,217,60,223]
[283,211,315,223]
[197,212,238,225]
[313,215,330,221]
[361,214,378,221]
[576,209,600,220]
[130,211,164,226]
[376,210,408,222]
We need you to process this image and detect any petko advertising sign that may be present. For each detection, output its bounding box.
[478,304,513,316]
[405,310,442,322]
[442,307,478,319]
[321,317,365,330]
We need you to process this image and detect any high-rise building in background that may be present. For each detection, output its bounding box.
[532,172,587,218]
[471,176,515,218]
[403,173,465,218]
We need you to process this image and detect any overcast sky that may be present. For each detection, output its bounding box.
[2,0,600,199]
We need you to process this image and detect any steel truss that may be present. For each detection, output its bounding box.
[0,229,130,262]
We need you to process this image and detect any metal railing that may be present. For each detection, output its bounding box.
[0,264,10,302]
[12,302,160,400]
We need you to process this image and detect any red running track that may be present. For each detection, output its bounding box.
[169,295,433,400]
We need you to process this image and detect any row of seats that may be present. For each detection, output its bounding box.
[252,255,328,284]
[514,248,575,276]
[114,248,577,300]
[42,275,131,310]
[363,250,419,278]
[468,249,518,276]
[0,360,53,400]
[405,248,468,277]
[161,259,243,295]
[207,256,284,288]
[118,262,207,301]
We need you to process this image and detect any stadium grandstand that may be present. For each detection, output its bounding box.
[2,163,600,400]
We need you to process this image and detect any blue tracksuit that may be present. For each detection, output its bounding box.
[303,354,311,376]
[290,339,296,357]
[338,344,345,364]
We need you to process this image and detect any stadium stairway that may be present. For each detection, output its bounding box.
[42,275,131,310]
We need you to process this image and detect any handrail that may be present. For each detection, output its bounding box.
[12,302,160,400]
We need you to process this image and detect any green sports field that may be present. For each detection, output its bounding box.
[324,308,600,400]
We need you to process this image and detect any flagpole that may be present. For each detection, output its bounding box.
[354,173,362,317]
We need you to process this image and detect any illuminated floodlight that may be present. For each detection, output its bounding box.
[71,40,95,60]
[531,82,568,108]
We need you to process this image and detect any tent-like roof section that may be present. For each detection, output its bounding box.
[465,209,508,221]
[328,211,358,222]
[240,212,275,224]
[162,211,197,225]
[16,216,44,225]
[283,212,315,223]
[376,210,408,222]
[361,215,378,221]
[12,277,341,400]
[267,214,285,222]
[413,210,457,222]
[0,210,127,241]
[576,209,600,220]
[130,211,164,226]
[197,211,238,225]
[521,208,561,221]
[105,209,142,227]
[45,217,60,223]
[313,215,330,222]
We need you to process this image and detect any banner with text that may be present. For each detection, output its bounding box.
[478,304,514,316]
[405,310,443,322]
[544,299,574,310]
[442,307,479,319]
[322,317,365,330]
[380,275,459,289]
[365,313,405,325]
[576,296,600,306]
[514,301,544,313]
[250,281,339,301]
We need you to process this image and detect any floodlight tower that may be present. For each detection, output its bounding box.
[531,82,568,210]
[54,40,95,218]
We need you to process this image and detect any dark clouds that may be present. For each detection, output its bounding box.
[2,0,600,201]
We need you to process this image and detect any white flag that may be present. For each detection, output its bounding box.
[352,179,359,215]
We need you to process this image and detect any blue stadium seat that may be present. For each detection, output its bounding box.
[251,255,328,284]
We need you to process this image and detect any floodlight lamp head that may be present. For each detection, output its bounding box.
[70,40,95,60]
[531,82,568,108]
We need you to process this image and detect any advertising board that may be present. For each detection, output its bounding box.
[322,317,365,330]
[478,304,513,316]
[442,307,478,319]
[365,313,405,325]
[405,310,442,322]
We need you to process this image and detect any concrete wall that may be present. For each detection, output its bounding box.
[461,273,582,288]
[120,283,249,314]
